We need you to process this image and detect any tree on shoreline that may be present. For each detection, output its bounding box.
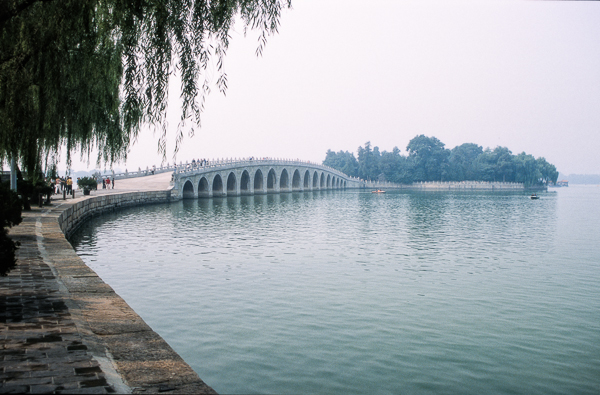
[324,149,358,178]
[1,0,292,174]
[406,135,449,182]
[323,135,559,186]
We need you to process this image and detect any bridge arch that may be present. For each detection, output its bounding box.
[292,169,301,191]
[313,171,319,188]
[198,177,209,198]
[213,174,224,197]
[320,172,325,188]
[304,170,310,189]
[280,169,290,192]
[182,180,194,199]
[332,176,336,189]
[326,174,331,188]
[254,169,264,194]
[267,169,277,193]
[240,170,250,195]
[226,172,237,195]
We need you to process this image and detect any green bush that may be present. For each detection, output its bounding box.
[0,182,23,276]
[78,176,98,190]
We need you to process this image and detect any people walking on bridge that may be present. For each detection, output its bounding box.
[106,177,111,189]
[102,178,106,189]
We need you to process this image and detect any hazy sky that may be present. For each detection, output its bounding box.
[69,0,599,174]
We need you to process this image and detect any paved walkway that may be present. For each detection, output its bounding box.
[1,174,216,394]
[106,172,173,192]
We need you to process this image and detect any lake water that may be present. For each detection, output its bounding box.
[70,186,600,394]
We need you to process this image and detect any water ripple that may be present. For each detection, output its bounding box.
[70,188,600,395]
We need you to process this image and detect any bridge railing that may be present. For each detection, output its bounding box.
[96,157,367,184]
[173,157,362,181]
[98,164,177,181]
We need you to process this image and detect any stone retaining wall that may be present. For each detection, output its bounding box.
[59,191,171,238]
[411,181,524,190]
[364,181,527,190]
[34,191,215,393]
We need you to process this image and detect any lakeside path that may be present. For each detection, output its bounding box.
[1,173,216,394]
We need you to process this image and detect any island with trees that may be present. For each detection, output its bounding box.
[323,135,559,187]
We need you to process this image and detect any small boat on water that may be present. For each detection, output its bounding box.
[530,194,540,200]
[372,189,386,194]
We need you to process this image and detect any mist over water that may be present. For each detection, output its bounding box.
[71,187,600,394]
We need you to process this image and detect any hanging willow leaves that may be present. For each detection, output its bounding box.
[0,0,292,173]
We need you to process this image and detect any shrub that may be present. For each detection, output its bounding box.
[78,176,98,190]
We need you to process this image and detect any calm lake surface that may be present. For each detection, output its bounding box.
[70,186,600,394]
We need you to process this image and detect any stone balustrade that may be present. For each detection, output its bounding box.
[364,180,525,190]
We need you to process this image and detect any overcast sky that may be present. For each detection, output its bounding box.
[67,0,599,175]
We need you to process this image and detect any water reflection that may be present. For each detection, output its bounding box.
[67,189,599,395]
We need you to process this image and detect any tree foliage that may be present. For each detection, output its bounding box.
[357,142,380,180]
[448,143,483,181]
[323,136,559,187]
[1,0,292,173]
[406,135,449,182]
[0,181,22,276]
[323,149,358,178]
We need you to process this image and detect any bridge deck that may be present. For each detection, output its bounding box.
[107,172,173,191]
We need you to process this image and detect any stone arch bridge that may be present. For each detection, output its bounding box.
[171,158,364,199]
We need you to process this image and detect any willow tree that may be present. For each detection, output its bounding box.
[0,0,292,173]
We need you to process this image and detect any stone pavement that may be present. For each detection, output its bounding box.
[1,175,216,394]
[103,172,173,192]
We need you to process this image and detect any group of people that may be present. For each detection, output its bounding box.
[52,177,75,194]
[191,158,210,167]
[102,177,115,189]
[48,175,116,195]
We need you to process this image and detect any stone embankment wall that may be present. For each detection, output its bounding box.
[44,190,216,393]
[411,181,523,190]
[59,191,171,238]
[365,181,526,191]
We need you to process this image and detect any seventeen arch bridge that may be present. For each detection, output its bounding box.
[172,158,364,199]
